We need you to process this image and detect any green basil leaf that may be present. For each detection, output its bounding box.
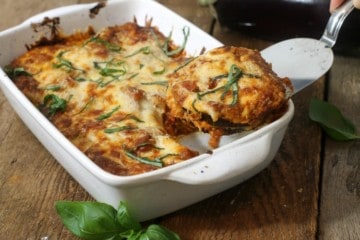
[309,98,360,141]
[55,201,122,240]
[43,94,67,116]
[141,225,180,240]
[4,66,32,78]
[116,202,142,232]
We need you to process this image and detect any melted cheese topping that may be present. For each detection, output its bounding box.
[8,22,292,176]
[9,22,198,176]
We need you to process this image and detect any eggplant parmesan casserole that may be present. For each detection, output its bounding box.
[5,20,293,176]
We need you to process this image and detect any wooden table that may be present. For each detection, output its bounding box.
[0,1,359,239]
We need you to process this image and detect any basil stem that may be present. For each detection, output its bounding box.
[210,72,259,82]
[152,26,190,57]
[53,51,84,73]
[44,85,61,91]
[124,150,164,167]
[210,73,228,82]
[75,77,87,82]
[94,59,126,79]
[152,63,166,75]
[197,85,225,101]
[96,105,121,120]
[83,36,121,52]
[220,64,242,102]
[136,142,165,150]
[124,46,151,58]
[162,26,190,57]
[149,52,167,75]
[125,151,178,168]
[75,76,115,87]
[127,72,139,80]
[173,57,195,73]
[192,99,200,113]
[122,114,144,123]
[104,126,136,134]
[141,81,168,86]
[230,82,239,105]
[77,96,95,114]
[98,78,117,87]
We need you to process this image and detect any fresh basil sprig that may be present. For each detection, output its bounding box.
[55,201,180,240]
[42,94,67,117]
[94,59,126,79]
[309,98,360,141]
[197,64,243,105]
[152,26,190,57]
[4,66,32,78]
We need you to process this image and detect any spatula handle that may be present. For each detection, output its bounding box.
[320,0,354,47]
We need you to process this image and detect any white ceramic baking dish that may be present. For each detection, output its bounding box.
[0,0,294,221]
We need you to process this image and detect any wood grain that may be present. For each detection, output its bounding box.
[0,1,94,239]
[319,55,360,240]
[0,0,358,239]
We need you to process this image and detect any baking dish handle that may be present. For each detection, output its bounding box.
[165,133,274,185]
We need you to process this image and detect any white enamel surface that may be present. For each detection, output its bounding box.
[0,0,294,221]
[261,38,334,93]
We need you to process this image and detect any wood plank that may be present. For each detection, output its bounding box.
[319,55,360,240]
[0,1,328,239]
[0,1,93,239]
[0,0,77,31]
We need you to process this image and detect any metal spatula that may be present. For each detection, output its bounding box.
[261,0,354,93]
